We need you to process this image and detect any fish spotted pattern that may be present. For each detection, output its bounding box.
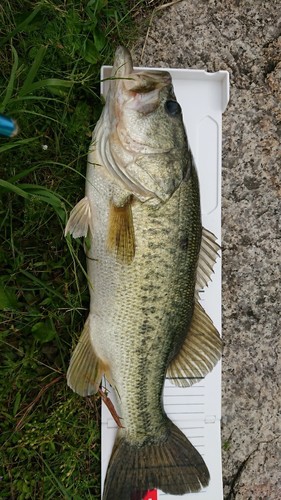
[65,46,222,500]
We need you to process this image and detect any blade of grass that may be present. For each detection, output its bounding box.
[0,179,30,199]
[19,184,66,219]
[14,108,68,125]
[36,453,73,499]
[65,236,89,304]
[106,0,145,37]
[19,78,74,96]
[9,164,87,203]
[16,376,63,431]
[7,95,67,105]
[0,180,67,222]
[7,164,45,183]
[0,46,18,112]
[20,269,77,309]
[0,6,42,47]
[19,45,47,96]
[2,182,65,205]
[0,137,39,153]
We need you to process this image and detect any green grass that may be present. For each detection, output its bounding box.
[0,1,161,497]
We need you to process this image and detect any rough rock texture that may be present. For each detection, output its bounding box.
[133,1,281,498]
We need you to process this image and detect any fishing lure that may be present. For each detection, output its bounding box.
[0,113,18,137]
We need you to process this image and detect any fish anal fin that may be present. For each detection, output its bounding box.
[67,316,110,397]
[167,301,222,387]
[65,196,93,239]
[107,197,135,264]
[196,227,220,292]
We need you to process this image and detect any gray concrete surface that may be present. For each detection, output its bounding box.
[133,1,281,498]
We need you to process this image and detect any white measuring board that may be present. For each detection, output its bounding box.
[100,64,229,500]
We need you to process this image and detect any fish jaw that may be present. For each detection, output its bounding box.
[106,46,134,124]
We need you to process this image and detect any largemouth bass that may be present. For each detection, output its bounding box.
[65,46,222,500]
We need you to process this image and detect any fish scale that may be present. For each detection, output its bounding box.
[65,46,222,499]
[88,164,201,447]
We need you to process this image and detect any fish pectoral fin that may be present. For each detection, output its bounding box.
[64,196,93,239]
[167,301,222,387]
[67,316,109,396]
[196,227,220,292]
[107,197,135,264]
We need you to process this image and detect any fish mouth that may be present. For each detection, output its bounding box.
[110,46,171,89]
[110,47,171,111]
[123,70,172,93]
[112,46,134,78]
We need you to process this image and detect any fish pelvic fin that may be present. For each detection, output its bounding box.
[64,196,93,239]
[196,227,220,293]
[67,316,109,396]
[167,301,222,387]
[107,197,135,264]
[103,419,209,500]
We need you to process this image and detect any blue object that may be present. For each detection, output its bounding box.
[0,113,18,137]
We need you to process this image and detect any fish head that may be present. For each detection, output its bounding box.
[100,46,190,204]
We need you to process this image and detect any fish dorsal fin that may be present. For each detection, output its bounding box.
[167,301,222,387]
[67,316,109,396]
[64,196,93,239]
[196,227,220,292]
[107,198,135,264]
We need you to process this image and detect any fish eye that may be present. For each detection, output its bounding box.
[165,100,181,116]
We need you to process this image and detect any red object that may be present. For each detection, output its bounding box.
[143,491,158,500]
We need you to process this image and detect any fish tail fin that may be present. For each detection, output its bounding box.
[103,419,209,500]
